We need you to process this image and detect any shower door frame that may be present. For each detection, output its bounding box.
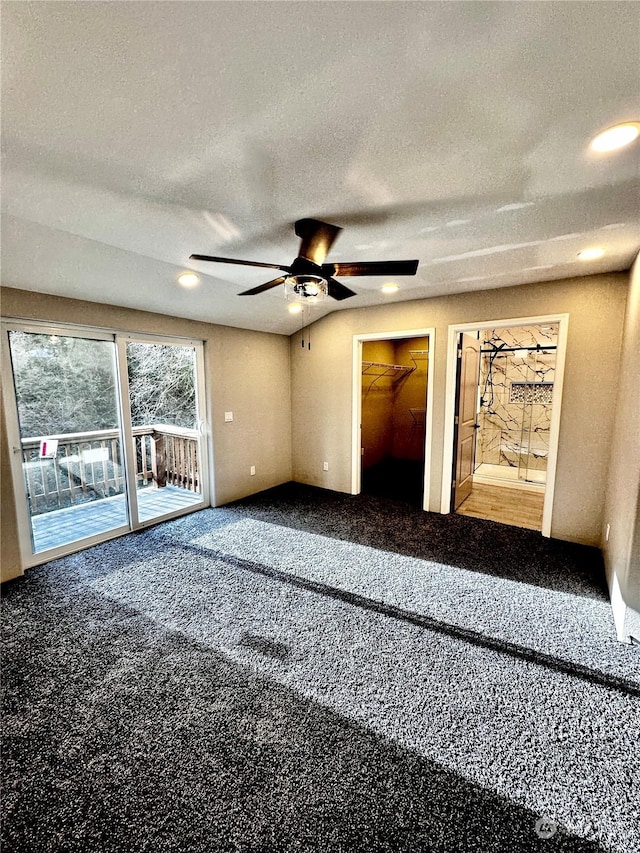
[440,313,569,537]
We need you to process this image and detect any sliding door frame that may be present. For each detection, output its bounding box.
[1,318,210,568]
[2,319,131,567]
[116,332,210,530]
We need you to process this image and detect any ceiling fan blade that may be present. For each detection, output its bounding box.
[294,218,342,265]
[326,277,357,301]
[237,276,287,296]
[190,254,288,272]
[322,259,419,277]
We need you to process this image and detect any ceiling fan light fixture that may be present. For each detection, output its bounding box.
[284,274,328,302]
[590,122,640,153]
[191,218,417,301]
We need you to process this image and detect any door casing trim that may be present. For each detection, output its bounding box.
[440,314,569,537]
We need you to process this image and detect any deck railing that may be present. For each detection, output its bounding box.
[20,424,200,515]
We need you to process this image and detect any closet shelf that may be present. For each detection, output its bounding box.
[409,350,428,368]
[361,361,415,382]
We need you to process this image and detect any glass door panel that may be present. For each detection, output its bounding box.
[6,330,128,554]
[124,340,206,524]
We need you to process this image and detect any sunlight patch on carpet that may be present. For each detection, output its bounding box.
[89,543,639,850]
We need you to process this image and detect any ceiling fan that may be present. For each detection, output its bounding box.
[190,218,419,301]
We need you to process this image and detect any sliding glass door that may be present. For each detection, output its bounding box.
[5,328,129,555]
[121,339,206,525]
[2,323,209,565]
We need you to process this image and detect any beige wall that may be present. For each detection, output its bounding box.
[1,288,292,581]
[602,257,640,631]
[2,272,632,583]
[291,273,628,546]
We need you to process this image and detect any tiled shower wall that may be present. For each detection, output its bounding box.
[476,324,558,479]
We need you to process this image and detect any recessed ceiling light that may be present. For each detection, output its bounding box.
[590,123,640,153]
[288,303,303,314]
[381,283,399,294]
[177,272,200,288]
[577,247,605,261]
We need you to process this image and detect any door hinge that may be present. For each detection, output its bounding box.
[457,349,462,359]
[454,415,459,426]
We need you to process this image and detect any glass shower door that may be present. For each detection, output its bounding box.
[516,346,554,485]
[517,390,536,484]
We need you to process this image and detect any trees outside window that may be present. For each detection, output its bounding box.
[10,333,197,437]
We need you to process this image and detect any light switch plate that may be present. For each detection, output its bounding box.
[224,411,233,423]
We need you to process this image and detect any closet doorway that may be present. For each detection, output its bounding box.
[352,329,434,510]
[442,315,568,535]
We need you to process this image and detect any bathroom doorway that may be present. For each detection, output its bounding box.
[352,329,434,510]
[442,315,568,535]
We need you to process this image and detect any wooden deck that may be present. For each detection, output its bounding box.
[31,486,203,553]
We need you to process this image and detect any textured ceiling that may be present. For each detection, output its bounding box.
[2,1,639,334]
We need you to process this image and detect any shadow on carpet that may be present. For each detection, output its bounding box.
[220,483,608,600]
[2,581,605,853]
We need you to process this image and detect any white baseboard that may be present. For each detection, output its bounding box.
[610,572,639,645]
[472,474,545,493]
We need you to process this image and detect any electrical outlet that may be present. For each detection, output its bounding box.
[224,411,233,423]
[250,465,256,476]
[323,461,329,471]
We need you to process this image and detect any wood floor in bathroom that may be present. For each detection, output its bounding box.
[456,483,544,530]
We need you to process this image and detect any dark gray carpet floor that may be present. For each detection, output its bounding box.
[2,483,639,852]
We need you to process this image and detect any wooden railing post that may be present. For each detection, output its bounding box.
[151,432,167,488]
